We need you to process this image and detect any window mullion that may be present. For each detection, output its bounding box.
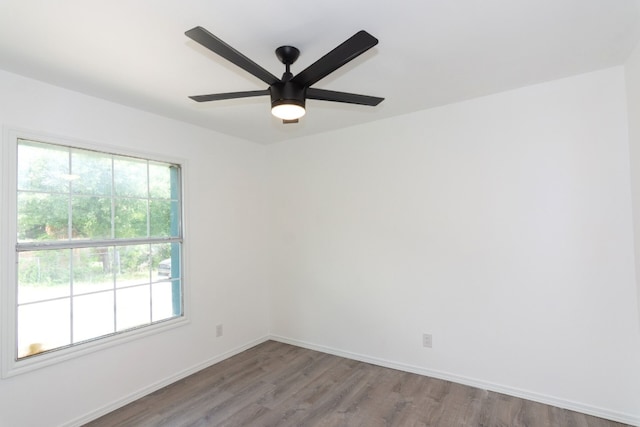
[68,150,74,345]
[67,148,73,241]
[110,156,117,335]
[146,161,151,238]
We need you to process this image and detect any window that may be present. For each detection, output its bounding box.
[6,136,183,369]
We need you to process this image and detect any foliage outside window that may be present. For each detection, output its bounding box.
[15,139,183,360]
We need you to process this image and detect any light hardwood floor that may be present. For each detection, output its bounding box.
[85,341,629,426]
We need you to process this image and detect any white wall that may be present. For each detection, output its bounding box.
[267,67,640,423]
[0,69,270,427]
[2,62,640,426]
[627,39,640,329]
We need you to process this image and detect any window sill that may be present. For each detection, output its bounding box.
[2,315,189,378]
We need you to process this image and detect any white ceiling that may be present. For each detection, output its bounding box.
[0,0,639,144]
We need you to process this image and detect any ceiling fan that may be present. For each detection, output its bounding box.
[185,27,384,123]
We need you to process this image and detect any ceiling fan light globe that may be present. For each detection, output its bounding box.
[272,103,306,120]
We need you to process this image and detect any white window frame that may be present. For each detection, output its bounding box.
[1,128,189,378]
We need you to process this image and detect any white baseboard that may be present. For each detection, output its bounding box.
[269,335,640,427]
[63,335,270,427]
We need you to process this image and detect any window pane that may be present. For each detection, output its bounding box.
[152,281,176,322]
[18,299,71,358]
[71,149,112,196]
[72,247,114,295]
[151,243,172,280]
[114,157,147,198]
[114,245,150,288]
[114,198,148,238]
[18,250,70,304]
[170,279,182,317]
[116,286,150,331]
[17,140,69,193]
[170,201,180,237]
[149,162,171,199]
[150,198,180,239]
[72,195,112,239]
[73,292,115,342]
[150,199,171,237]
[17,192,69,242]
[152,243,182,318]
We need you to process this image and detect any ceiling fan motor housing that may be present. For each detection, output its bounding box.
[270,81,306,110]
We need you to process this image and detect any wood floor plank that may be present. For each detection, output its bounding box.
[85,341,631,427]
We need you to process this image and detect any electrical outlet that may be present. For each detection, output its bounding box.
[216,324,223,337]
[423,333,432,348]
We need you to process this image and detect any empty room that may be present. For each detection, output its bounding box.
[1,1,639,426]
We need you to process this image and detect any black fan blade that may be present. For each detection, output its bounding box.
[291,30,378,87]
[185,26,279,85]
[189,89,269,102]
[283,119,299,124]
[306,88,384,106]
